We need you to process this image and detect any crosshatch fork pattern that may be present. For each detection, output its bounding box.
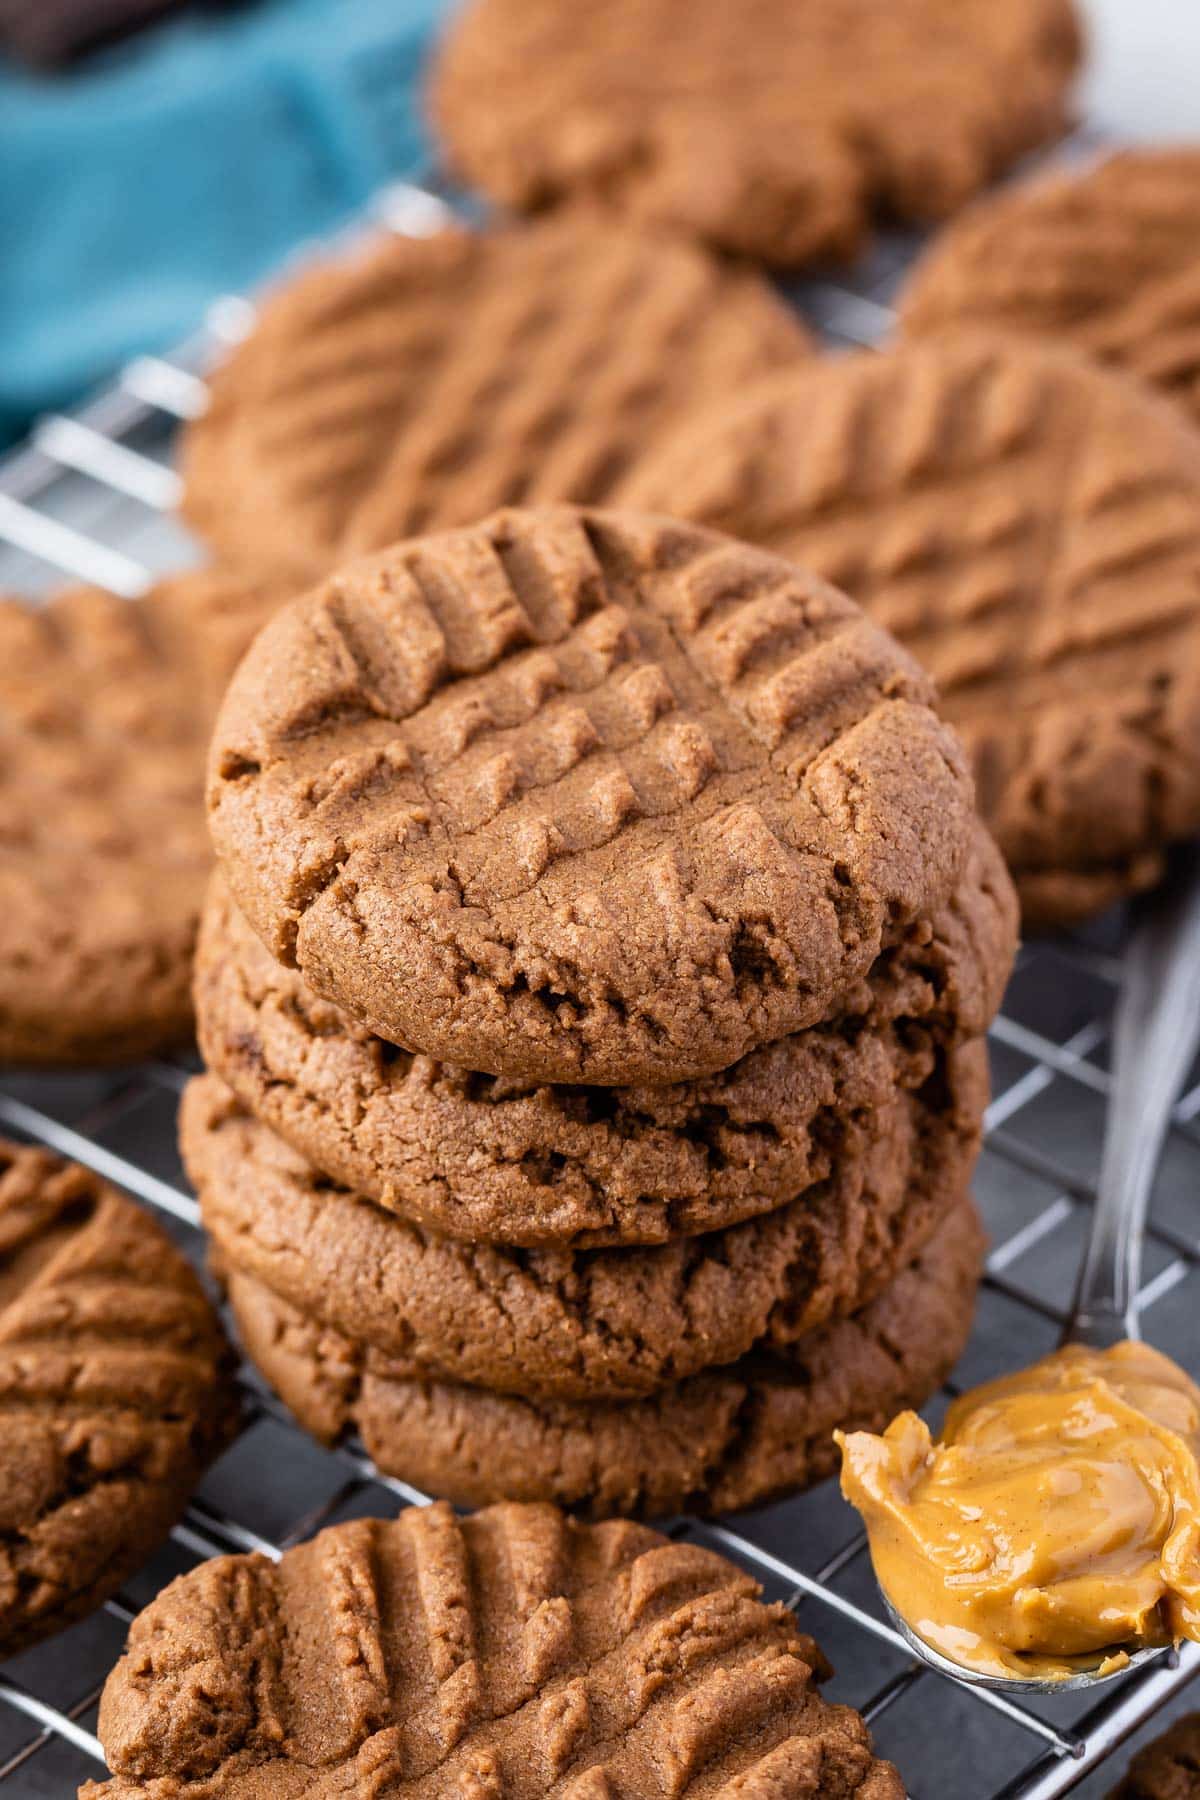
[1,155,1200,1799]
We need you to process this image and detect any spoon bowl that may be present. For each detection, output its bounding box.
[880,1593,1170,1696]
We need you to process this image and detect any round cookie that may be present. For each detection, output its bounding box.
[181,216,809,570]
[0,1136,237,1656]
[0,568,296,1066]
[901,149,1200,433]
[194,825,1013,1244]
[85,1505,903,1800]
[208,506,975,1084]
[622,336,1200,927]
[226,1199,984,1519]
[184,1046,984,1402]
[430,0,1081,268]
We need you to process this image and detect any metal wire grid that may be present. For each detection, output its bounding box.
[1,164,1199,1800]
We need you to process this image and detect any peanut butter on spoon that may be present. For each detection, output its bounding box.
[833,847,1200,1694]
[837,1340,1200,1682]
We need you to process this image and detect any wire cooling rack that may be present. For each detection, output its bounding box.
[2,156,1200,1800]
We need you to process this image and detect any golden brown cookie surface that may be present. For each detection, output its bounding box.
[86,1504,903,1798]
[207,507,974,1084]
[623,335,1200,926]
[901,149,1200,433]
[0,1138,236,1657]
[431,0,1081,266]
[0,583,211,1063]
[181,216,809,569]
[155,559,318,710]
[0,568,296,1064]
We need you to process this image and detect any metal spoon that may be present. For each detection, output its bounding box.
[882,842,1200,1695]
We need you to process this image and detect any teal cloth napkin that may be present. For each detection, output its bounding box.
[0,0,446,443]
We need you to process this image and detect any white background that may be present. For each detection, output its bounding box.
[1082,0,1200,137]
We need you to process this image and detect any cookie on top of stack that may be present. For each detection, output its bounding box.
[186,503,1017,1517]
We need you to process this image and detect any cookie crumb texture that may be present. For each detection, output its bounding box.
[1109,1712,1200,1799]
[194,824,1013,1245]
[84,1503,903,1797]
[901,149,1200,434]
[224,1200,983,1519]
[181,217,809,570]
[208,506,974,1085]
[0,1139,236,1657]
[0,585,210,1063]
[623,335,1200,926]
[0,569,297,1066]
[183,1041,984,1401]
[431,0,1081,266]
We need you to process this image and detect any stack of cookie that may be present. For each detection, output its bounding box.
[184,503,1017,1518]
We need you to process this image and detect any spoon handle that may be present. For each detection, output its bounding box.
[1068,844,1200,1349]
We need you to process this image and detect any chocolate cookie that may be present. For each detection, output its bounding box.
[901,150,1200,434]
[184,1045,984,1402]
[0,570,294,1065]
[208,506,974,1084]
[85,1504,903,1799]
[225,1199,984,1518]
[0,1137,236,1657]
[194,821,1013,1244]
[622,335,1200,926]
[181,217,809,570]
[1110,1713,1200,1799]
[430,0,1081,267]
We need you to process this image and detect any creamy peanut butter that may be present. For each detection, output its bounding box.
[836,1341,1200,1680]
